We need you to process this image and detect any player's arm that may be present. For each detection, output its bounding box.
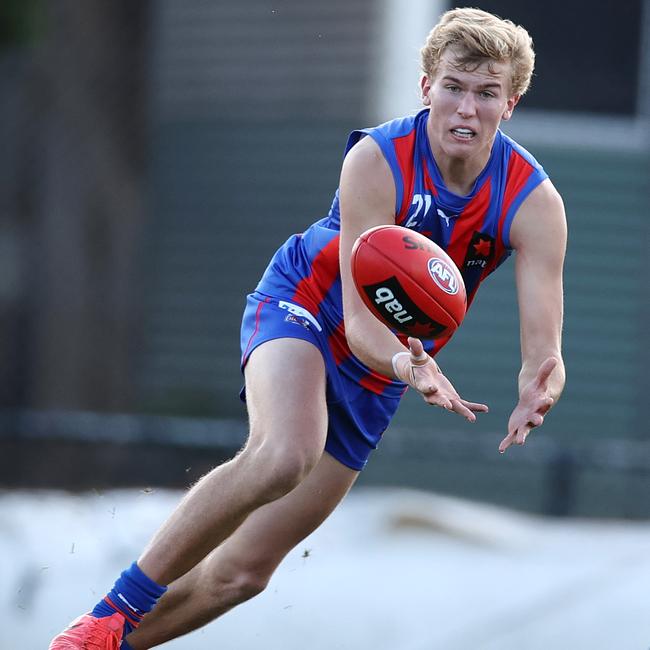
[338,136,403,376]
[339,137,487,421]
[499,178,567,452]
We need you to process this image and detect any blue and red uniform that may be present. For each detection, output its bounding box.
[241,108,547,470]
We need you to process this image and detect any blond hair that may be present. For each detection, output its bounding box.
[421,7,535,96]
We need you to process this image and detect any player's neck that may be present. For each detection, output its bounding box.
[431,147,491,197]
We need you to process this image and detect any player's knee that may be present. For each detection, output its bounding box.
[231,567,271,603]
[205,563,272,606]
[260,444,319,497]
[240,437,320,500]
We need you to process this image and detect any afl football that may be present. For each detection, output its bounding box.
[351,225,466,339]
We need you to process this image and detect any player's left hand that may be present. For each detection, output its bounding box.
[499,357,558,453]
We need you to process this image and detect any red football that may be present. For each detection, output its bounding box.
[350,225,466,339]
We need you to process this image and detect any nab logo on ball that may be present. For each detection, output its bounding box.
[427,258,459,295]
[363,276,446,338]
[362,276,446,339]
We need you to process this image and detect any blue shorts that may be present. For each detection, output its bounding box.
[239,292,403,470]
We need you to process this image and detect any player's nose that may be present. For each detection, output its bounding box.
[456,93,477,118]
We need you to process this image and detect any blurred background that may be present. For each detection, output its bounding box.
[1,1,649,647]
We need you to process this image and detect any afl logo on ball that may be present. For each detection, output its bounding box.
[428,258,459,295]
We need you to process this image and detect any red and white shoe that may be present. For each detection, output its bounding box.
[49,612,125,649]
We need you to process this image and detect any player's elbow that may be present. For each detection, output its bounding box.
[343,304,395,371]
[344,314,369,360]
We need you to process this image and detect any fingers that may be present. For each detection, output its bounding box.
[535,357,558,388]
[420,386,453,411]
[499,412,546,453]
[450,399,477,422]
[498,431,516,454]
[420,393,487,422]
[499,424,531,453]
[407,337,428,365]
[538,396,554,414]
[404,345,487,422]
[460,400,489,413]
[499,427,530,454]
[516,424,533,445]
[447,399,490,423]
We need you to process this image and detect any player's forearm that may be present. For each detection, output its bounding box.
[345,311,406,379]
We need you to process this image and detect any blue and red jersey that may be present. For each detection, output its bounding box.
[255,108,547,397]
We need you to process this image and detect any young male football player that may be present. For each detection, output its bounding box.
[50,7,566,648]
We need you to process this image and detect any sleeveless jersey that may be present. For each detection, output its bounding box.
[255,108,548,397]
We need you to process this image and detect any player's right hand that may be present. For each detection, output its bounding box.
[498,356,558,453]
[393,337,489,422]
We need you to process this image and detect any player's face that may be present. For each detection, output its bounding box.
[421,49,519,162]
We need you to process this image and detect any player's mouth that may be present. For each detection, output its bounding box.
[450,127,476,141]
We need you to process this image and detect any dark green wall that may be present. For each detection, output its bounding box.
[140,127,649,443]
[137,121,355,415]
[137,123,650,515]
[395,147,649,441]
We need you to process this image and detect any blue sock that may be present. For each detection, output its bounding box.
[92,562,167,635]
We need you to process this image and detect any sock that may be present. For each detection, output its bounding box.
[92,562,167,635]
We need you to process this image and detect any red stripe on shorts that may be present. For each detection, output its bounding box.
[358,368,396,395]
[242,297,271,364]
[328,321,351,366]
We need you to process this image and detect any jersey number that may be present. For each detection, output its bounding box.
[404,193,432,228]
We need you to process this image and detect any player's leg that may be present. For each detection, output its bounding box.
[125,451,358,649]
[49,336,329,649]
[136,336,329,585]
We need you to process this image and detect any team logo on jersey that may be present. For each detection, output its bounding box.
[362,276,446,339]
[284,313,311,329]
[437,209,454,227]
[278,300,323,332]
[427,258,459,295]
[463,231,495,270]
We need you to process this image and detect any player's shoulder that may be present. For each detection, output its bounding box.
[344,131,386,170]
[344,112,423,172]
[525,176,563,205]
[345,109,426,156]
[510,178,566,250]
[496,129,546,173]
[341,132,394,202]
[370,109,426,139]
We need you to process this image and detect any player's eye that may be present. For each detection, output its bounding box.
[479,90,495,99]
[446,85,461,93]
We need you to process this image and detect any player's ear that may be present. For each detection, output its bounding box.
[502,94,520,121]
[420,74,433,106]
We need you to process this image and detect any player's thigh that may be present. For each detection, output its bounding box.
[243,336,328,456]
[209,451,358,574]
